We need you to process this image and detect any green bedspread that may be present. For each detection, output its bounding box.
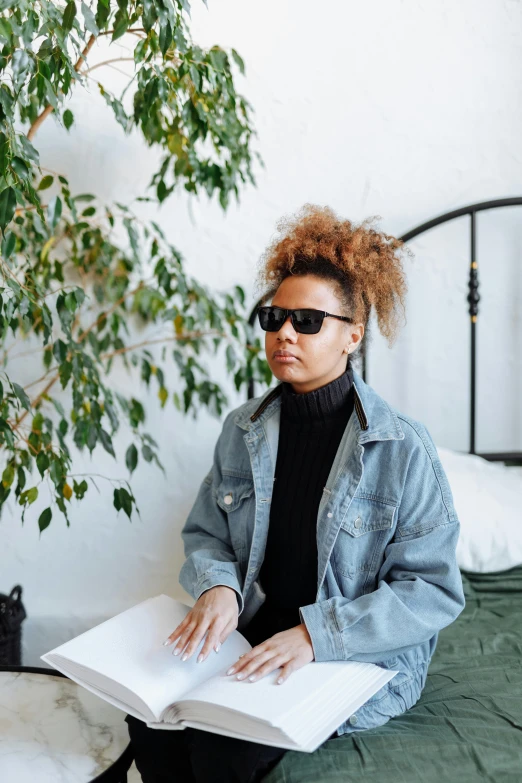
[263,566,522,783]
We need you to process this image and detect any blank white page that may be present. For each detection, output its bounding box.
[41,594,251,720]
[180,659,385,728]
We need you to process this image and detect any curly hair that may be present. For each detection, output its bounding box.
[254,204,412,365]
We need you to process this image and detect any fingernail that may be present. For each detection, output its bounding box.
[248,675,257,681]
[163,639,171,646]
[277,677,284,684]
[236,672,245,680]
[181,654,188,661]
[214,643,221,653]
[226,667,235,675]
[173,648,181,656]
[197,654,204,663]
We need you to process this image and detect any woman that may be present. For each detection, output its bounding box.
[126,204,466,782]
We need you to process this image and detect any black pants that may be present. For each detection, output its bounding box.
[125,713,288,783]
[125,603,337,782]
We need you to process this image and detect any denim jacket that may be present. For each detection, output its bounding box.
[179,367,466,737]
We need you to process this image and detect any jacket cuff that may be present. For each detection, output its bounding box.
[299,600,345,661]
[194,571,244,615]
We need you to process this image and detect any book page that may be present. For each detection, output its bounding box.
[178,661,398,749]
[41,595,251,721]
[180,659,378,728]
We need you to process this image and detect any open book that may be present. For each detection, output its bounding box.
[41,594,398,753]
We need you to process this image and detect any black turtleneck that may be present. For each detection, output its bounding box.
[242,363,355,648]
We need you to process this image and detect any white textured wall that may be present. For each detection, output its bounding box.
[1,0,521,666]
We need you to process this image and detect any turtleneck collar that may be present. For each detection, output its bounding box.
[280,364,354,423]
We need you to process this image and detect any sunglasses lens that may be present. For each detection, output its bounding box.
[258,307,285,331]
[293,309,323,334]
[258,307,324,334]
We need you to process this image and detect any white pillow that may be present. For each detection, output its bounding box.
[436,446,522,573]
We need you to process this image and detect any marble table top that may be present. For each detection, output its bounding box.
[0,668,132,782]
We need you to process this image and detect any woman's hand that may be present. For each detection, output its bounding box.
[225,624,315,685]
[163,585,239,663]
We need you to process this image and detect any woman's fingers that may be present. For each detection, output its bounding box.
[227,650,295,684]
[241,653,286,682]
[196,618,227,662]
[274,661,295,684]
[175,616,213,661]
[171,619,199,657]
[218,619,239,647]
[163,617,190,647]
[226,646,275,678]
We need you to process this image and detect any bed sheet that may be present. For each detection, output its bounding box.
[263,565,522,783]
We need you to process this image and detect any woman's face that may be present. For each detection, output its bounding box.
[264,274,365,394]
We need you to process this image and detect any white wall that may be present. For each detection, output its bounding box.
[1,0,521,666]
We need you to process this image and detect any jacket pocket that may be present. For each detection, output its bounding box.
[341,495,397,537]
[215,474,255,556]
[333,496,397,581]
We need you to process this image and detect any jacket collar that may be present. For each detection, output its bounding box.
[233,366,404,444]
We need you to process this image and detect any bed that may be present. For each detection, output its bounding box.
[246,198,522,782]
[263,565,522,782]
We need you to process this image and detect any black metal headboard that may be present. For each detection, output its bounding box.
[246,197,522,465]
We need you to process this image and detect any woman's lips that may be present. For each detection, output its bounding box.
[274,355,298,363]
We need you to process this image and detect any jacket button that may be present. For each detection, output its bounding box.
[224,494,233,505]
[349,714,358,725]
[354,517,362,528]
[327,512,333,518]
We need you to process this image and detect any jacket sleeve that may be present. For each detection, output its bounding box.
[178,411,245,614]
[298,423,466,663]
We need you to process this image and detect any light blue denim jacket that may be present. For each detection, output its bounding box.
[179,367,466,736]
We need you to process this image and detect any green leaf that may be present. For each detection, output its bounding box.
[47,195,62,231]
[99,428,115,457]
[142,443,154,462]
[73,479,88,499]
[49,456,63,486]
[63,109,74,130]
[0,187,16,233]
[53,339,67,363]
[37,175,54,191]
[2,230,15,259]
[51,398,65,418]
[74,287,86,307]
[16,466,25,492]
[231,48,245,74]
[113,487,122,511]
[0,132,9,172]
[2,464,14,487]
[112,8,129,41]
[10,157,30,180]
[12,382,31,411]
[125,443,138,474]
[32,412,44,433]
[27,486,38,504]
[226,344,236,372]
[38,507,52,533]
[158,386,168,407]
[81,1,99,36]
[119,487,133,519]
[63,1,77,33]
[0,419,14,448]
[159,19,172,57]
[0,18,12,41]
[36,450,49,477]
[12,49,32,91]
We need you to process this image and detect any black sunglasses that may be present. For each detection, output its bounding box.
[257,306,354,335]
